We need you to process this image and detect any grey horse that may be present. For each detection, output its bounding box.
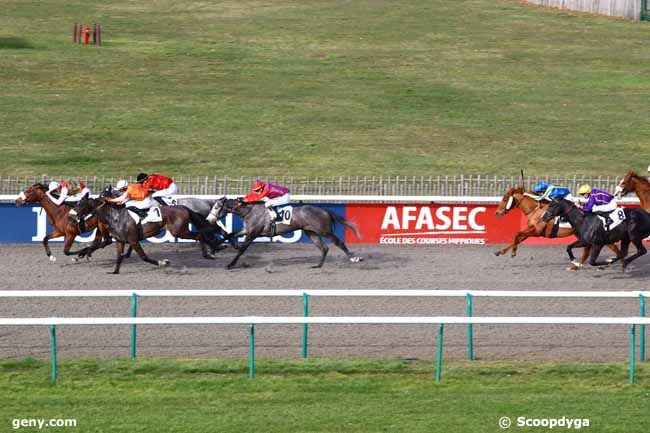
[173,196,238,249]
[208,198,363,269]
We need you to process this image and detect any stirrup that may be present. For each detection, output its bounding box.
[270,221,276,238]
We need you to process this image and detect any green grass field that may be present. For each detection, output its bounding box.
[1,0,649,177]
[1,358,649,433]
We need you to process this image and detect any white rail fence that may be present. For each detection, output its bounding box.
[1,290,649,383]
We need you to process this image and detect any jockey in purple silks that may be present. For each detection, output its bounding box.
[577,184,618,227]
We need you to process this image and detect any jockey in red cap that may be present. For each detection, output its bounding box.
[137,173,177,206]
[46,180,90,206]
[244,180,290,235]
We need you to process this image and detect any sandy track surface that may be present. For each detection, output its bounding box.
[0,242,648,362]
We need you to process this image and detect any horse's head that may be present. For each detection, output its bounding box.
[496,186,524,217]
[101,185,118,198]
[541,198,569,223]
[70,194,100,223]
[615,171,645,199]
[206,197,228,224]
[15,183,46,207]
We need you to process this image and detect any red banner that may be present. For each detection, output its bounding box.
[345,204,578,245]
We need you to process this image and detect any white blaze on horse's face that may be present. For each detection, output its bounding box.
[17,192,26,201]
[505,196,514,211]
[206,204,219,224]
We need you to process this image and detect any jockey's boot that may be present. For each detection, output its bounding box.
[136,221,144,240]
[594,211,613,230]
[270,221,277,238]
[78,217,87,233]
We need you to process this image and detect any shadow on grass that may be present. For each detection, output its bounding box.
[0,37,34,49]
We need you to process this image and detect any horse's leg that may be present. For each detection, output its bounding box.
[566,240,588,270]
[112,241,126,274]
[130,240,169,267]
[494,226,536,257]
[623,239,647,270]
[42,230,65,262]
[606,243,621,264]
[168,222,217,260]
[587,244,608,268]
[226,234,256,270]
[306,231,329,268]
[324,233,362,263]
[618,239,631,271]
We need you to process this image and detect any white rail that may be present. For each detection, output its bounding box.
[0,289,648,298]
[1,316,650,326]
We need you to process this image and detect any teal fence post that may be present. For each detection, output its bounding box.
[640,294,645,361]
[50,325,57,384]
[302,293,309,359]
[131,293,138,359]
[436,323,444,383]
[630,324,636,384]
[466,293,473,361]
[642,0,648,21]
[249,324,255,378]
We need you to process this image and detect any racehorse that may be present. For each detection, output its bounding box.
[494,186,619,268]
[209,198,363,269]
[542,199,650,270]
[615,171,650,211]
[72,195,219,274]
[15,183,112,262]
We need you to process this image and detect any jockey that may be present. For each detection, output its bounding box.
[108,179,153,226]
[577,184,617,227]
[46,180,90,206]
[137,173,177,206]
[531,182,570,202]
[244,180,290,236]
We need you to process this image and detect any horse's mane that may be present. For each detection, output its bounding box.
[627,171,650,186]
[31,182,47,190]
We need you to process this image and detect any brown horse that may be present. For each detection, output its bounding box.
[494,186,619,268]
[15,183,111,262]
[615,171,650,211]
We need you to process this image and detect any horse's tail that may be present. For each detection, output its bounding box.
[178,206,211,232]
[326,210,362,240]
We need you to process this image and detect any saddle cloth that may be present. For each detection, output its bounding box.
[597,208,626,231]
[276,206,293,225]
[128,207,163,225]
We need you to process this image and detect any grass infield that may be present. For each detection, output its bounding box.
[1,0,650,177]
[1,358,649,432]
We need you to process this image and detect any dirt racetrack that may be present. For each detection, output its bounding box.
[1,241,649,362]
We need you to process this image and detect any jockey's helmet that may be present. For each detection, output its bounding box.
[116,179,129,191]
[578,184,592,196]
[48,181,60,192]
[136,173,148,183]
[533,182,549,194]
[252,180,265,192]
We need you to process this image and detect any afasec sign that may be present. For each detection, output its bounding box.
[345,204,520,244]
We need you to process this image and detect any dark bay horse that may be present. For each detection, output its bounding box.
[615,171,650,211]
[209,198,363,269]
[542,199,650,270]
[15,183,111,262]
[494,186,619,269]
[73,196,218,274]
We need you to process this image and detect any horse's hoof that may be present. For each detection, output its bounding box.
[111,271,120,275]
[571,260,582,268]
[72,257,79,263]
[494,251,502,256]
[566,264,583,271]
[311,264,324,269]
[49,255,56,263]
[598,266,606,271]
[226,264,235,270]
[606,257,616,264]
[158,259,170,267]
[349,256,362,263]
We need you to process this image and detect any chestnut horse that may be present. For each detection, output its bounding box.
[494,186,619,268]
[615,171,650,211]
[15,183,111,262]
